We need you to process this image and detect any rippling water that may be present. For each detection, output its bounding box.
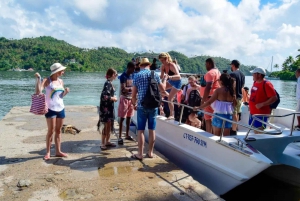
[0,71,120,119]
[0,72,297,119]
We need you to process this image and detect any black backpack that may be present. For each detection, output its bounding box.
[186,88,202,115]
[142,71,161,109]
[188,89,201,107]
[263,81,280,109]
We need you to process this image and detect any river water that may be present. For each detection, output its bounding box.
[0,71,300,200]
[0,71,298,119]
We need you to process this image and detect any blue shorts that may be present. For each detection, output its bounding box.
[168,79,182,90]
[137,107,158,130]
[212,113,232,128]
[249,115,268,128]
[45,109,65,119]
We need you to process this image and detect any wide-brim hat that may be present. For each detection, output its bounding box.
[139,58,151,67]
[50,63,67,76]
[250,67,266,75]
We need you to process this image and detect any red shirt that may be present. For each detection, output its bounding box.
[249,80,276,115]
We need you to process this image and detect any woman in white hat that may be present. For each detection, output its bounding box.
[35,63,70,160]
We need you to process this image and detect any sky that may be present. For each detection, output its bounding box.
[0,0,299,70]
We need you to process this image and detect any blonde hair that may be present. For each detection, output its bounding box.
[158,52,172,63]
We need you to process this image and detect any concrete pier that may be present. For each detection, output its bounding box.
[0,106,222,201]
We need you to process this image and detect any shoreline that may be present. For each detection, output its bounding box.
[0,105,222,200]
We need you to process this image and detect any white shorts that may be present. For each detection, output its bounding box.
[296,99,300,116]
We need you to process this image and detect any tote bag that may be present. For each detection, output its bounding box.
[30,77,48,115]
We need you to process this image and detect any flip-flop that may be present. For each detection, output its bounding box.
[55,153,68,157]
[43,155,50,161]
[105,142,116,147]
[125,136,135,141]
[146,153,154,158]
[166,116,175,120]
[131,154,143,161]
[100,145,107,150]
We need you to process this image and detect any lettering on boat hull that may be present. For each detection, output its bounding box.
[183,133,207,148]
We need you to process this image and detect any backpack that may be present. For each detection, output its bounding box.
[188,89,202,107]
[263,81,280,109]
[186,88,202,116]
[142,71,161,109]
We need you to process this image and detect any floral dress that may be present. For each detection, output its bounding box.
[99,80,115,123]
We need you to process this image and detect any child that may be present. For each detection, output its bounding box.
[98,68,118,150]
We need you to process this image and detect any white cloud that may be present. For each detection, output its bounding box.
[73,0,108,21]
[0,0,300,70]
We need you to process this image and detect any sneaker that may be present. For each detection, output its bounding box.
[118,138,124,145]
[294,126,300,131]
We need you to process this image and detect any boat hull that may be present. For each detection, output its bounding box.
[131,114,272,195]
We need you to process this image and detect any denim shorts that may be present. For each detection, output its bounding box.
[45,109,65,119]
[168,79,182,90]
[249,115,268,128]
[212,113,232,128]
[137,107,158,130]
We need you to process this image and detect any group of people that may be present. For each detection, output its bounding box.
[35,53,281,161]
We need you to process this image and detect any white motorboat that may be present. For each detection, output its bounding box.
[128,102,300,195]
[129,103,274,195]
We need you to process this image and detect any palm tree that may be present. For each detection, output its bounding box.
[274,64,279,70]
[282,56,294,71]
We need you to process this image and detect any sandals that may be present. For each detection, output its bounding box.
[131,154,143,161]
[105,142,116,147]
[146,153,154,158]
[100,145,107,150]
[55,153,68,157]
[43,154,50,161]
[118,138,124,145]
[166,116,175,120]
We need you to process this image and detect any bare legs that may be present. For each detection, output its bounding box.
[136,129,155,159]
[45,117,67,160]
[162,82,178,119]
[205,119,212,134]
[188,113,201,128]
[119,117,131,138]
[101,122,112,149]
[212,127,230,136]
[232,113,238,132]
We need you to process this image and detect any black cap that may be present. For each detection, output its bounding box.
[244,87,249,91]
[229,60,240,68]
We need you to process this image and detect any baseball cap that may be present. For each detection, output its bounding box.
[250,67,266,75]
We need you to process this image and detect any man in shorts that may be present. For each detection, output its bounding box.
[131,58,166,160]
[295,69,300,130]
[229,60,245,135]
[249,67,277,133]
[201,58,221,133]
[118,62,135,144]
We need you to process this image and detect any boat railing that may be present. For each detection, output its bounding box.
[161,100,283,142]
[245,112,300,138]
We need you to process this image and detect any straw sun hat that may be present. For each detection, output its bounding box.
[50,63,67,76]
[139,58,151,67]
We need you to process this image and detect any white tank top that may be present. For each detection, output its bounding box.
[45,78,65,111]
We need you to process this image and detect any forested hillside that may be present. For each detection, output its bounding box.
[0,36,254,74]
